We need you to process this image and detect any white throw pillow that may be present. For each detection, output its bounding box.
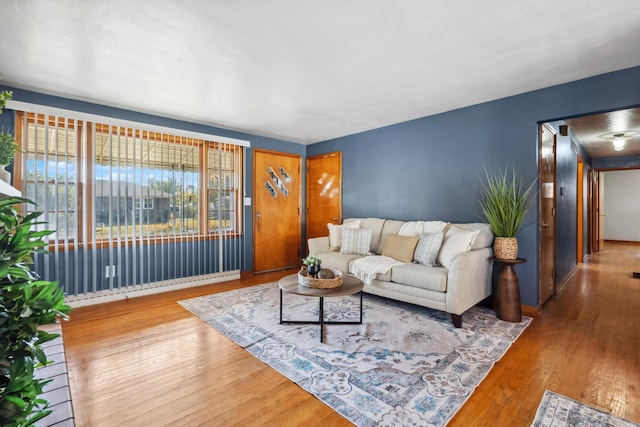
[340,227,372,255]
[328,220,360,250]
[413,232,444,266]
[437,227,480,268]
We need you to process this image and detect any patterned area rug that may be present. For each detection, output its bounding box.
[179,283,531,426]
[532,390,639,427]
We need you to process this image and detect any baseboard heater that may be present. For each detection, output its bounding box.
[65,270,241,307]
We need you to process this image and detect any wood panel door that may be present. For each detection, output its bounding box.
[539,123,557,305]
[306,152,342,240]
[253,149,301,273]
[577,156,584,263]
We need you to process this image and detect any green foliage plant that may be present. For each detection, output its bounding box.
[0,197,71,427]
[0,89,11,113]
[480,166,537,237]
[0,133,17,166]
[302,254,322,266]
[0,87,17,167]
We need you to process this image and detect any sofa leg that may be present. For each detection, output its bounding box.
[451,314,462,328]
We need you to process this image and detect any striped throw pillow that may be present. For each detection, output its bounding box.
[340,227,372,255]
[413,232,444,266]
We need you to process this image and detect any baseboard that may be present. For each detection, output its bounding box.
[521,304,540,317]
[604,239,640,245]
[65,270,241,307]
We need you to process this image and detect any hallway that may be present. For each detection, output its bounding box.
[452,241,640,425]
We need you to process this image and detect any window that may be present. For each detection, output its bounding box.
[134,198,154,210]
[16,111,244,246]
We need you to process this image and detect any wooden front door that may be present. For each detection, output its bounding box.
[539,123,557,305]
[254,149,301,273]
[306,152,342,240]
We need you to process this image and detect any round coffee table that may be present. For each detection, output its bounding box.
[278,273,364,342]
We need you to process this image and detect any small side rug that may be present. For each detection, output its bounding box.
[532,390,639,427]
[179,283,531,426]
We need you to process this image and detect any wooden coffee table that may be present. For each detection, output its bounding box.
[278,273,364,342]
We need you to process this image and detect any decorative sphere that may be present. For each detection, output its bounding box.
[317,269,335,279]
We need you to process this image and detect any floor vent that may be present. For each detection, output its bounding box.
[633,272,640,279]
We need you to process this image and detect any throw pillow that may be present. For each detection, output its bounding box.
[340,227,372,256]
[413,232,444,266]
[437,227,480,269]
[381,234,419,263]
[328,220,360,250]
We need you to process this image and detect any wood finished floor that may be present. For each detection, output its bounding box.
[62,242,640,426]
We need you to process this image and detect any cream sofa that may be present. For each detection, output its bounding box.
[307,218,494,328]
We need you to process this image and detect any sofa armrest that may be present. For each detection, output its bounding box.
[308,236,331,255]
[445,247,494,315]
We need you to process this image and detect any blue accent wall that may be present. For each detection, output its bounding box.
[308,66,640,307]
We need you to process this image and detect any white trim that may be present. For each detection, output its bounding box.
[6,100,251,147]
[65,270,241,307]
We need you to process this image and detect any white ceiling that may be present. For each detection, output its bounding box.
[1,1,640,144]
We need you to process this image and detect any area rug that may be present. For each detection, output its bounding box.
[532,390,639,427]
[179,283,531,426]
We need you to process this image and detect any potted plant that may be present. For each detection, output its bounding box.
[302,254,322,277]
[480,166,537,259]
[0,88,16,183]
[0,131,17,182]
[0,197,72,426]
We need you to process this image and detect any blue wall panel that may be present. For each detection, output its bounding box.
[308,66,640,307]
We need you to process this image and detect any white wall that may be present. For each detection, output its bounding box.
[603,169,640,241]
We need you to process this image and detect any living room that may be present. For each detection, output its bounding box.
[1,1,639,426]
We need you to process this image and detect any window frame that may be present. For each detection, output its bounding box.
[14,111,244,250]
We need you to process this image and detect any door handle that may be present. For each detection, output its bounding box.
[257,211,262,232]
[332,217,339,222]
[541,221,549,228]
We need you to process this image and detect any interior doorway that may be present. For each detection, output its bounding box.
[539,123,557,305]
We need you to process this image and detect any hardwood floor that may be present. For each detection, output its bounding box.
[61,242,640,426]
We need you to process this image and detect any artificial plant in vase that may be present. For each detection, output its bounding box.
[480,166,537,259]
[0,197,71,427]
[302,254,322,277]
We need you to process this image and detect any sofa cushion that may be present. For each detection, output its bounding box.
[398,220,448,237]
[381,234,419,263]
[437,226,480,268]
[316,251,362,274]
[390,263,448,292]
[340,227,372,255]
[328,220,361,250]
[413,232,444,266]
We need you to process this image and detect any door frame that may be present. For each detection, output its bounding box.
[539,122,557,305]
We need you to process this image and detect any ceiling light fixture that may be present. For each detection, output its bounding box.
[612,134,626,151]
